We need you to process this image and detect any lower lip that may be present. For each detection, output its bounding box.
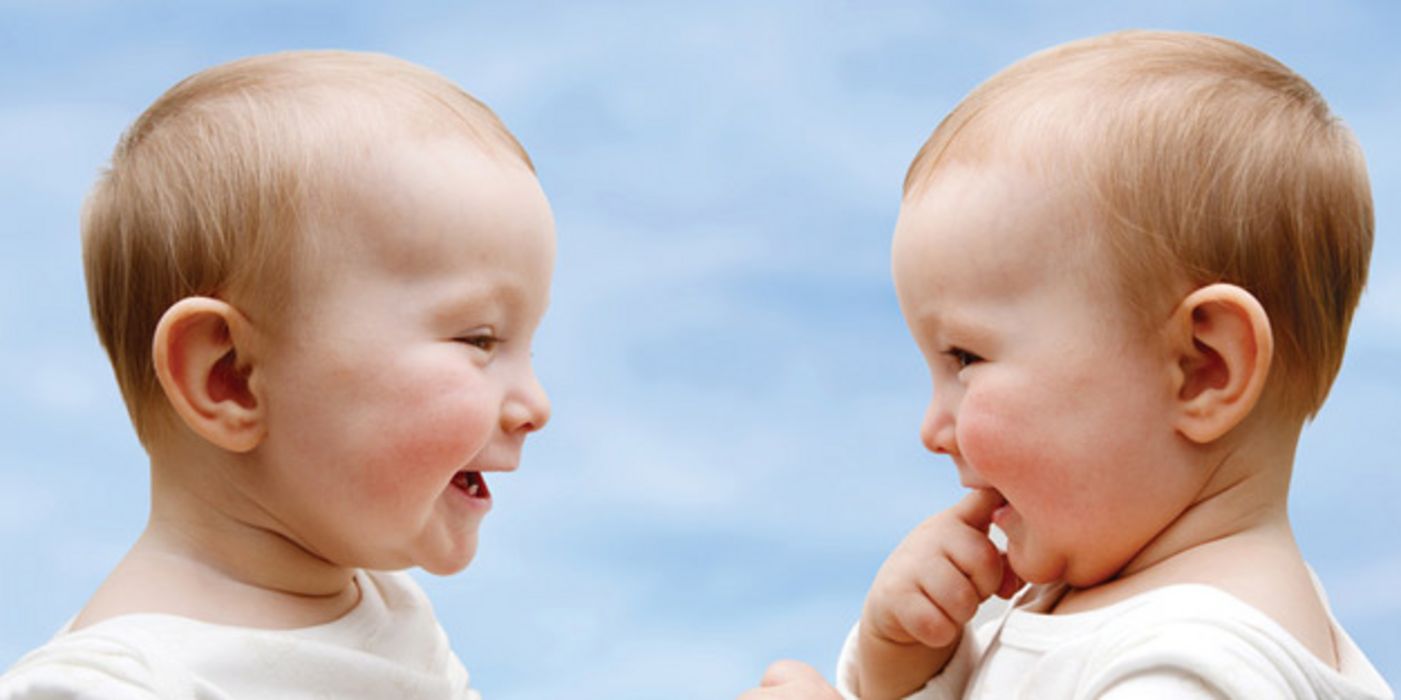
[992,503,1012,526]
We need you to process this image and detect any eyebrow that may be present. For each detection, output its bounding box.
[911,306,1000,344]
[431,278,529,324]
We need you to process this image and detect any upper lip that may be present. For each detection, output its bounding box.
[464,460,518,474]
[955,464,992,490]
[464,443,524,473]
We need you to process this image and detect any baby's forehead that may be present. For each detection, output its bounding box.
[902,156,1098,248]
[303,124,515,202]
[898,165,1096,278]
[293,133,547,280]
[894,159,1146,327]
[309,134,518,226]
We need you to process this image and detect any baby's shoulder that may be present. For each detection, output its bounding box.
[1080,581,1317,648]
[1186,545,1337,669]
[1041,584,1390,699]
[0,571,472,699]
[1062,538,1337,669]
[0,619,187,699]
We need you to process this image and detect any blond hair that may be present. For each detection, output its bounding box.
[906,30,1373,419]
[83,50,533,444]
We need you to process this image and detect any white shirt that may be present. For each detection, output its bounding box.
[0,570,479,699]
[836,582,1393,699]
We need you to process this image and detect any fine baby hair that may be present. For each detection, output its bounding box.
[82,50,534,444]
[2,50,552,698]
[743,29,1390,700]
[905,30,1372,420]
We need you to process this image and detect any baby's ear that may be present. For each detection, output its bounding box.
[1168,283,1274,444]
[152,297,266,453]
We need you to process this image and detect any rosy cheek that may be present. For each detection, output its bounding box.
[357,371,495,494]
[956,389,1040,489]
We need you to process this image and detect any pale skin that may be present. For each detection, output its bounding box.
[72,135,554,631]
[744,162,1337,698]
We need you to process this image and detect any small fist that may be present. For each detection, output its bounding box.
[863,488,1022,650]
[738,660,843,700]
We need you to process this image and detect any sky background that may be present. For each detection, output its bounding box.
[1,1,1397,697]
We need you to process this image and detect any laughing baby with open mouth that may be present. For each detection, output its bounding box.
[1,50,553,698]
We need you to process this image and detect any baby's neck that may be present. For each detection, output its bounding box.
[1119,457,1293,584]
[145,488,359,599]
[72,513,361,631]
[1070,418,1301,603]
[1049,420,1339,668]
[146,433,360,597]
[69,446,365,631]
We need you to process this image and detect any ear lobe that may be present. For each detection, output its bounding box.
[152,297,267,453]
[1170,284,1273,444]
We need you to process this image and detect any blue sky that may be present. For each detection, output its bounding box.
[1,2,1397,697]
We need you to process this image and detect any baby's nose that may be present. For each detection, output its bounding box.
[920,396,957,456]
[502,369,550,434]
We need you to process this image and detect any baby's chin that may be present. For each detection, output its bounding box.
[1005,543,1068,587]
[410,539,480,577]
[1008,547,1127,590]
[418,555,476,576]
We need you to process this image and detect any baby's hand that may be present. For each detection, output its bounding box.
[854,489,1023,699]
[737,660,843,700]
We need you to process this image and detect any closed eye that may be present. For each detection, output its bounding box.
[943,346,983,369]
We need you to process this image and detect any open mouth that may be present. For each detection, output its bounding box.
[451,470,490,499]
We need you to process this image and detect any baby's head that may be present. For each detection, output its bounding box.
[893,31,1372,585]
[83,51,554,575]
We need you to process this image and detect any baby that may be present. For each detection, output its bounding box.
[0,51,552,697]
[745,30,1392,699]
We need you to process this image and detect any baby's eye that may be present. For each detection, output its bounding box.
[944,346,983,369]
[456,332,501,353]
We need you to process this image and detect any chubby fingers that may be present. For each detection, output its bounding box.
[866,490,1014,648]
[890,540,1002,647]
[949,487,1006,534]
[949,489,1022,600]
[944,510,1009,602]
[882,555,975,648]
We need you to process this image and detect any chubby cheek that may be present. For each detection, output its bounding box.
[954,388,1076,583]
[340,363,496,503]
[954,376,1166,586]
[955,389,1059,500]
